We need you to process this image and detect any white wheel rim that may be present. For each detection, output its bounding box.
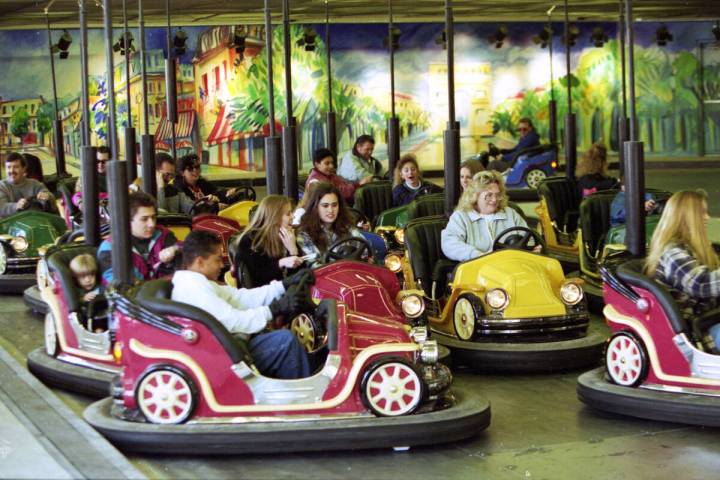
[366,362,422,416]
[526,170,547,189]
[453,297,476,341]
[44,312,57,356]
[290,314,316,353]
[606,335,643,386]
[137,370,193,424]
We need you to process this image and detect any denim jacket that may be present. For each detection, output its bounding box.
[441,207,528,262]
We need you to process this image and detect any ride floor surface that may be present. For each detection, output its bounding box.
[3,293,720,479]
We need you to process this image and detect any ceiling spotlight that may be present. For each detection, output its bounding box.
[383,26,401,51]
[712,21,720,42]
[590,26,608,48]
[296,27,317,52]
[488,25,508,49]
[173,28,188,56]
[112,31,135,56]
[563,25,580,47]
[532,25,552,48]
[52,29,73,59]
[655,24,673,47]
[435,30,446,50]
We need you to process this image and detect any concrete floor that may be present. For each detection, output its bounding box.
[2,295,720,480]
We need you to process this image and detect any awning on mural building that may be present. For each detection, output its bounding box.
[206,104,238,146]
[154,111,196,150]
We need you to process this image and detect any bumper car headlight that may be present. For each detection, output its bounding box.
[420,340,439,364]
[560,281,584,305]
[384,253,403,273]
[393,229,405,245]
[409,326,428,344]
[401,293,425,319]
[485,288,509,311]
[10,236,28,253]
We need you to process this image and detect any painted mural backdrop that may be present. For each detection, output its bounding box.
[0,21,718,176]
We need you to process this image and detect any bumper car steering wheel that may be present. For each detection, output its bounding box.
[493,226,546,253]
[189,197,220,216]
[322,236,373,263]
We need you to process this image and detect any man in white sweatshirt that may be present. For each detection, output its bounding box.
[171,230,315,379]
[0,152,54,218]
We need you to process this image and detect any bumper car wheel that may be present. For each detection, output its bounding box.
[605,332,648,387]
[453,294,481,341]
[361,359,426,417]
[136,366,197,424]
[44,311,59,357]
[525,168,547,189]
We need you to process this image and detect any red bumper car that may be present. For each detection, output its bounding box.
[577,259,720,426]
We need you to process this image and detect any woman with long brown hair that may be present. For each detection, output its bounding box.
[297,182,364,267]
[645,190,720,346]
[235,195,303,287]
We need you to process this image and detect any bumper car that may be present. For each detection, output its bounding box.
[23,212,194,316]
[26,243,119,397]
[83,282,490,454]
[404,216,606,372]
[501,144,557,191]
[577,260,720,426]
[0,209,67,293]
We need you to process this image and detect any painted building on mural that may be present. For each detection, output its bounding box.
[192,25,265,169]
[0,97,46,148]
[59,98,82,158]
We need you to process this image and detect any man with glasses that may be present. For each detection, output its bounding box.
[74,146,110,197]
[155,153,194,214]
[175,154,241,211]
[0,152,54,218]
[482,118,540,173]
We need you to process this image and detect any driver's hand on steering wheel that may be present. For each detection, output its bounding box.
[644,199,657,213]
[36,191,50,202]
[359,175,374,186]
[205,194,220,204]
[532,245,543,253]
[159,245,179,264]
[16,198,29,210]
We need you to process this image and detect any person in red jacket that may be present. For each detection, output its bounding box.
[304,148,357,204]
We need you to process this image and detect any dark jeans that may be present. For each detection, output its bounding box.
[249,330,311,379]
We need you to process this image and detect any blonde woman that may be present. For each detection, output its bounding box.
[645,190,720,344]
[391,154,441,207]
[441,171,535,262]
[236,195,303,287]
[576,143,619,198]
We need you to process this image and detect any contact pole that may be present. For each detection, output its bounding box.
[264,0,282,195]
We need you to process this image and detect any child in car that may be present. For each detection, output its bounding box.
[69,253,107,332]
[392,154,442,207]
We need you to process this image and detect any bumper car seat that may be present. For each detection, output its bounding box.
[405,215,457,299]
[579,191,619,272]
[134,279,254,366]
[538,177,581,237]
[354,181,393,225]
[406,194,445,222]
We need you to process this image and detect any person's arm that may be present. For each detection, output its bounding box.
[337,154,366,183]
[156,184,170,212]
[441,212,483,262]
[0,184,18,217]
[506,207,529,229]
[178,189,196,215]
[219,279,285,309]
[663,246,720,300]
[334,176,357,203]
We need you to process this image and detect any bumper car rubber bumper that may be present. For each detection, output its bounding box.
[577,367,720,427]
[0,273,36,293]
[432,319,607,373]
[27,347,117,398]
[23,285,47,315]
[83,387,490,455]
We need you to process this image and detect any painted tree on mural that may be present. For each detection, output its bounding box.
[37,102,54,145]
[9,107,29,143]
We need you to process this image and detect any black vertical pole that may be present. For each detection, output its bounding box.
[81,146,100,246]
[623,0,645,257]
[282,0,299,200]
[617,1,629,173]
[563,0,577,180]
[325,2,338,156]
[45,13,67,177]
[79,0,91,146]
[138,0,156,197]
[443,0,460,216]
[386,0,400,175]
[264,0,282,195]
[122,0,137,181]
[107,161,132,286]
[102,0,119,159]
[547,11,557,146]
[165,0,178,161]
